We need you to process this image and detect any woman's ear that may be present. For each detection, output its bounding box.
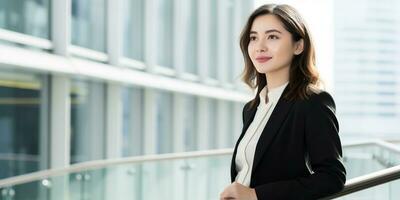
[294,39,304,55]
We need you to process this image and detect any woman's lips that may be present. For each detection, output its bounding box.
[255,56,272,63]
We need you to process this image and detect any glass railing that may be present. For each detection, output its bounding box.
[1,140,400,200]
[343,141,400,179]
[0,150,232,200]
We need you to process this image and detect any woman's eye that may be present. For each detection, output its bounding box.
[249,36,257,41]
[268,35,279,40]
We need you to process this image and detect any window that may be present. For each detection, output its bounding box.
[0,69,48,179]
[71,0,106,52]
[122,86,144,156]
[208,99,218,149]
[182,0,198,74]
[0,0,50,39]
[0,69,49,199]
[183,95,198,151]
[154,0,173,68]
[122,0,144,61]
[208,0,218,79]
[70,80,106,163]
[227,0,237,83]
[155,91,174,153]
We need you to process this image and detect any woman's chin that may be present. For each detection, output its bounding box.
[255,67,274,74]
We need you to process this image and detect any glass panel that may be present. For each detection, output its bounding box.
[154,0,173,68]
[227,0,235,83]
[122,0,144,61]
[0,69,48,200]
[70,80,106,164]
[0,181,49,200]
[8,144,400,199]
[71,0,106,52]
[155,91,173,154]
[208,99,218,149]
[227,102,235,147]
[208,0,218,79]
[0,69,48,178]
[343,144,400,179]
[142,160,177,199]
[2,154,231,200]
[103,165,143,199]
[182,0,198,74]
[122,87,144,157]
[81,169,106,200]
[183,95,198,151]
[0,0,50,39]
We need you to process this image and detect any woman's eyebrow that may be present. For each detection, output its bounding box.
[250,29,282,34]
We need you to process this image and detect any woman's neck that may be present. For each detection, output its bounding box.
[265,67,290,91]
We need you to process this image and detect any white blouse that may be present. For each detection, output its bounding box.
[235,82,289,187]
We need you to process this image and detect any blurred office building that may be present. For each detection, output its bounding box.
[0,0,254,181]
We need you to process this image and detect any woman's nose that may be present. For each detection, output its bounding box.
[256,46,267,53]
[256,40,267,52]
[256,47,266,53]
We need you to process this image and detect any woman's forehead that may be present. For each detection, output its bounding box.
[250,14,286,33]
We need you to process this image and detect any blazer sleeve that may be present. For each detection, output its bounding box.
[254,92,346,200]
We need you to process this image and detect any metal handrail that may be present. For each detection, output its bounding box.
[0,148,233,188]
[1,140,400,199]
[322,164,400,199]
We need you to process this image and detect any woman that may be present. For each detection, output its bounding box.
[220,4,346,200]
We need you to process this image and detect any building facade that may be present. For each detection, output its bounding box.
[0,0,254,181]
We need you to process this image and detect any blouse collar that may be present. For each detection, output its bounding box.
[259,81,289,106]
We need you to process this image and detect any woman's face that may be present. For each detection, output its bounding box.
[248,14,303,75]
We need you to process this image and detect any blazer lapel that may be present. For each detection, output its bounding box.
[251,87,294,175]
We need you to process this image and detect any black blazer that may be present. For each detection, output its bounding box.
[230,87,346,200]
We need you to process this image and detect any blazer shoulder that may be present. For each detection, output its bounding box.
[243,99,255,112]
[306,89,336,113]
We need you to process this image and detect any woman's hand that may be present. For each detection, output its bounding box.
[220,182,258,200]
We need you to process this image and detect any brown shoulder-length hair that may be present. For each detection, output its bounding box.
[240,4,321,109]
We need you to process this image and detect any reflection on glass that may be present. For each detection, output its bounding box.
[70,80,105,164]
[0,69,48,199]
[154,0,173,68]
[0,0,50,39]
[183,95,198,151]
[71,0,106,52]
[122,87,144,157]
[209,0,218,79]
[122,0,144,61]
[182,0,198,74]
[155,91,173,154]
